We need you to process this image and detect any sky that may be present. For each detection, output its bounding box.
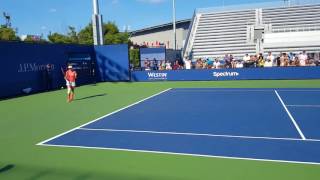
[0,0,317,37]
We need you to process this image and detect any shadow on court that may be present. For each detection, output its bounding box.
[25,170,51,180]
[75,93,107,101]
[0,164,15,173]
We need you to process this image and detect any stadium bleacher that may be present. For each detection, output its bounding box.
[183,2,320,60]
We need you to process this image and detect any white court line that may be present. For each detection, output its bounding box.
[286,105,320,108]
[39,143,320,166]
[36,88,172,145]
[171,89,320,92]
[78,127,320,142]
[277,90,320,92]
[275,90,306,140]
[171,89,273,92]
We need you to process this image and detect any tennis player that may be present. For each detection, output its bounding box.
[65,65,77,102]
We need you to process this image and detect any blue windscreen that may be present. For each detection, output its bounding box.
[0,41,94,98]
[0,42,130,98]
[94,44,130,82]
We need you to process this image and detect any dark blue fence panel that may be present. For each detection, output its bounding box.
[131,67,320,81]
[95,44,130,81]
[0,41,93,98]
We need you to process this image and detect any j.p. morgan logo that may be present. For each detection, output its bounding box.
[147,72,167,80]
[213,71,239,78]
[18,63,54,73]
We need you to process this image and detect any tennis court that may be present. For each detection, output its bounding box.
[38,88,320,165]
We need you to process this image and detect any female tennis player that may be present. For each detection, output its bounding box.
[65,65,77,102]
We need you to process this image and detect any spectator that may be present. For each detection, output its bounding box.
[207,58,213,69]
[235,60,243,68]
[172,60,180,70]
[265,52,274,67]
[314,53,320,66]
[185,59,192,70]
[276,53,281,67]
[144,60,151,70]
[280,53,285,67]
[224,54,231,68]
[160,60,166,70]
[252,55,258,67]
[245,55,254,68]
[293,56,300,66]
[258,53,265,67]
[285,53,290,66]
[243,54,251,68]
[202,59,208,69]
[158,61,162,70]
[243,54,250,62]
[213,58,221,69]
[165,61,172,70]
[282,53,289,67]
[298,51,308,66]
[153,58,158,70]
[288,52,294,65]
[230,55,236,68]
[195,58,202,69]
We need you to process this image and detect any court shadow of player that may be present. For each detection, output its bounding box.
[0,164,15,173]
[74,93,107,101]
[25,170,50,180]
[72,174,91,180]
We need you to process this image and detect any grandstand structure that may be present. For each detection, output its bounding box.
[183,2,320,60]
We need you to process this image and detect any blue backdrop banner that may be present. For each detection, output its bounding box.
[0,42,130,98]
[94,44,130,81]
[131,67,320,81]
[0,41,94,98]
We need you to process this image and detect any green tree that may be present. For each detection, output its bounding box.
[103,22,119,35]
[47,21,130,45]
[23,35,47,43]
[103,21,130,45]
[119,32,130,44]
[0,27,19,41]
[129,48,140,68]
[48,32,70,44]
[67,26,78,44]
[47,26,78,44]
[78,24,93,45]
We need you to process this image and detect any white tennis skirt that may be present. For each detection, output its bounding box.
[66,81,76,87]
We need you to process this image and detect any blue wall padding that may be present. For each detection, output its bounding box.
[94,44,130,82]
[0,42,129,98]
[0,41,94,98]
[131,67,320,81]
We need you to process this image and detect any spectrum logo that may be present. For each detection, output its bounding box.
[213,72,239,78]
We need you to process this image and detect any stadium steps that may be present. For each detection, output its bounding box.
[183,3,320,60]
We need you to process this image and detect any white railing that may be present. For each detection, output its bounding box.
[272,25,320,33]
[182,11,201,60]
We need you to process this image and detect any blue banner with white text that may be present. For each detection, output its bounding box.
[131,67,320,81]
[0,41,94,98]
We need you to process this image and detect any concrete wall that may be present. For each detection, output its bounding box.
[264,31,320,51]
[130,27,188,50]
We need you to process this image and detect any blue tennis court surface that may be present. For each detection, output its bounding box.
[38,88,320,165]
